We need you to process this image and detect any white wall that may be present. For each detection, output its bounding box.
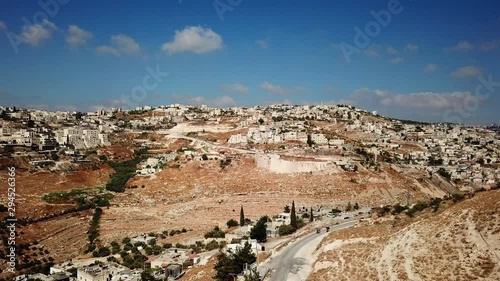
[254,153,330,173]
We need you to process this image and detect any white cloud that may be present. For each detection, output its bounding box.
[25,104,78,112]
[424,63,438,73]
[111,34,140,54]
[450,65,481,78]
[65,25,92,48]
[220,83,250,95]
[90,105,111,112]
[386,46,398,55]
[171,94,235,107]
[256,40,268,49]
[352,88,477,109]
[363,45,380,57]
[96,34,140,56]
[404,43,419,52]
[261,82,287,95]
[20,19,57,46]
[212,96,236,107]
[260,82,304,96]
[480,39,500,51]
[96,45,120,56]
[389,57,404,64]
[110,98,130,107]
[449,41,475,51]
[161,26,223,54]
[0,21,6,30]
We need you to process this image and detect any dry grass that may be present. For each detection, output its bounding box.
[308,190,500,281]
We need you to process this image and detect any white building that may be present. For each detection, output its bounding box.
[77,263,128,281]
[228,133,248,144]
[311,133,328,145]
[329,139,345,146]
[226,239,260,256]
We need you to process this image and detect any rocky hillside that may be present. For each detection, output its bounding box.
[308,190,500,281]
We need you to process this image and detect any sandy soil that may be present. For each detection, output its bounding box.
[308,190,500,281]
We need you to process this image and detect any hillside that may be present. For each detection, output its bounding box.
[308,190,500,281]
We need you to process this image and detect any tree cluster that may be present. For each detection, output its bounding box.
[213,242,257,281]
[250,216,268,242]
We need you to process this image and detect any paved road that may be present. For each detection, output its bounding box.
[265,220,357,281]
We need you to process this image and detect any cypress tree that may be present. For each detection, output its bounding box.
[346,201,352,212]
[290,201,297,229]
[310,208,313,222]
[240,206,245,226]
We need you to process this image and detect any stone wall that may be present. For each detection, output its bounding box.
[255,153,331,173]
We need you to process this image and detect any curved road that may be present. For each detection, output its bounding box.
[165,133,256,155]
[263,220,357,281]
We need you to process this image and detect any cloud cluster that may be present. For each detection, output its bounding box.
[449,41,475,51]
[161,26,223,54]
[358,43,417,62]
[65,25,92,48]
[386,46,398,54]
[220,83,250,95]
[450,65,481,78]
[448,39,500,52]
[171,94,235,107]
[20,19,57,46]
[389,57,404,64]
[404,43,419,52]
[424,63,438,73]
[24,104,78,112]
[352,88,477,109]
[96,34,140,56]
[256,40,268,49]
[363,44,380,57]
[480,39,500,51]
[260,82,304,96]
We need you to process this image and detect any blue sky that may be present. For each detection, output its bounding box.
[0,0,499,124]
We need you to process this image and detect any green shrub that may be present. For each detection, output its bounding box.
[106,151,147,192]
[226,219,239,228]
[278,225,295,236]
[391,204,408,215]
[92,247,111,257]
[204,226,225,239]
[205,240,220,251]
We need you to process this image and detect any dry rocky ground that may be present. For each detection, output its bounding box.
[308,190,500,281]
[0,134,467,279]
[0,166,113,218]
